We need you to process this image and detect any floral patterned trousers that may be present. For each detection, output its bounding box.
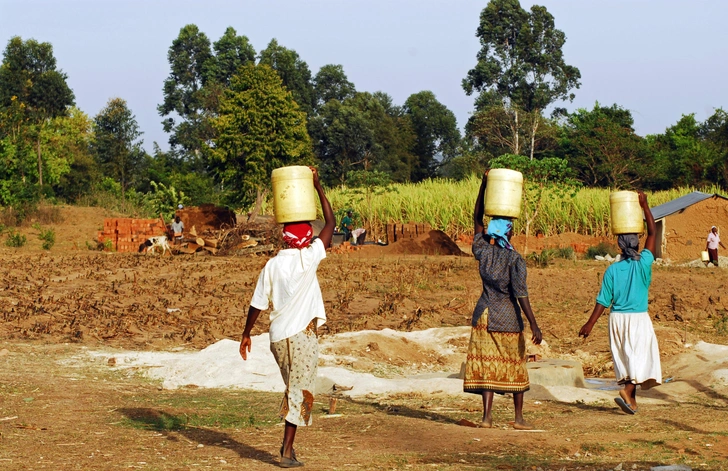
[270,320,318,426]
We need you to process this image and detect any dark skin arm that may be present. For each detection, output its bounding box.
[474,170,488,235]
[239,305,261,360]
[311,166,335,249]
[518,297,542,345]
[640,191,656,254]
[579,303,607,338]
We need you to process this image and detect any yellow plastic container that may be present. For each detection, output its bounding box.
[484,169,523,219]
[610,191,643,234]
[701,251,710,262]
[271,166,317,224]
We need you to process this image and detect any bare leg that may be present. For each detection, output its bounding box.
[481,391,494,427]
[513,392,533,429]
[282,421,297,459]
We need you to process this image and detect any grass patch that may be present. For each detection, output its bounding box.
[116,390,287,431]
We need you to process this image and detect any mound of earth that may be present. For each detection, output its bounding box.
[379,230,466,256]
[176,204,236,233]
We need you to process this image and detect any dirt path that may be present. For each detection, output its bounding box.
[2,343,728,470]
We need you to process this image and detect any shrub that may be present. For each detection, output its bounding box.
[554,246,575,260]
[586,242,618,259]
[38,228,56,250]
[527,249,554,268]
[5,230,27,247]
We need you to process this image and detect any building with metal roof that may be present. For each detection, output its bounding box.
[648,191,728,260]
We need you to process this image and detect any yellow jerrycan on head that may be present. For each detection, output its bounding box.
[271,166,317,224]
[609,191,644,234]
[484,168,523,219]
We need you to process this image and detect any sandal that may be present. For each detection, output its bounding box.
[614,397,637,415]
[280,455,304,468]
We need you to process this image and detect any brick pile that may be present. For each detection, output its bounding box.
[98,218,167,252]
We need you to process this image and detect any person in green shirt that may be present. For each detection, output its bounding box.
[579,191,662,415]
[340,211,354,242]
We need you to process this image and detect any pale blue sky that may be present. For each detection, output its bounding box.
[1,0,727,152]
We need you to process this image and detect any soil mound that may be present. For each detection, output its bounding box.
[381,230,466,256]
[175,204,236,233]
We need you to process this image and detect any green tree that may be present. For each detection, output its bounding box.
[158,24,214,162]
[403,91,461,180]
[0,36,75,187]
[700,108,728,187]
[208,27,256,86]
[210,64,311,214]
[309,92,416,186]
[43,107,95,199]
[309,98,376,186]
[562,103,648,188]
[463,0,580,160]
[93,98,145,200]
[313,64,356,109]
[259,39,315,116]
[647,114,719,189]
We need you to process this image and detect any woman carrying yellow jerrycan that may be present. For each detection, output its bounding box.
[579,191,662,415]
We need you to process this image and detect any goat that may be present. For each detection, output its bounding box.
[138,235,172,256]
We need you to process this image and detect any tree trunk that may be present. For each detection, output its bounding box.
[248,188,268,223]
[37,135,43,187]
[203,238,219,248]
[529,112,540,161]
[514,110,520,155]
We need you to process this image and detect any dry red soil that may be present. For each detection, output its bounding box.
[1,206,728,470]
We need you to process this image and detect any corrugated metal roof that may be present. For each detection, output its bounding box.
[650,191,728,220]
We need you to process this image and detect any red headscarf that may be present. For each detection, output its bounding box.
[282,222,313,249]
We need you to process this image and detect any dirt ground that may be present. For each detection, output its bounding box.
[2,206,728,470]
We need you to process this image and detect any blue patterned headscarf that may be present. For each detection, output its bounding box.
[486,217,514,250]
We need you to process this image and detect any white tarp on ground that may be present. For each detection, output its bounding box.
[81,328,728,404]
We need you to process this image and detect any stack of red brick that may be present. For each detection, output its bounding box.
[98,218,167,252]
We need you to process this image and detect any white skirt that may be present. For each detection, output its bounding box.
[608,311,662,390]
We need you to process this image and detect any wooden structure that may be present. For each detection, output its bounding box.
[385,223,432,244]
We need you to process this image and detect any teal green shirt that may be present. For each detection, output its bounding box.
[596,249,654,313]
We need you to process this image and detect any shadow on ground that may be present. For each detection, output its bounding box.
[117,408,277,465]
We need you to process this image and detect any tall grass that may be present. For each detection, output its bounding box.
[323,176,725,239]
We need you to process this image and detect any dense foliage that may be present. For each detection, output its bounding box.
[1,1,728,229]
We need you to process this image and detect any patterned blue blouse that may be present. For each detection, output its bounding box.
[471,232,529,332]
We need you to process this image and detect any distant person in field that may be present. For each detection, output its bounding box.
[464,170,543,430]
[579,191,662,415]
[340,211,354,241]
[171,216,184,243]
[239,167,334,469]
[706,226,725,267]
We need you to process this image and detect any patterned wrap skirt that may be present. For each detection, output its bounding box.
[464,308,530,394]
[270,320,319,426]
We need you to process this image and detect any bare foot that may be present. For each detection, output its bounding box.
[513,421,534,430]
[478,419,492,429]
